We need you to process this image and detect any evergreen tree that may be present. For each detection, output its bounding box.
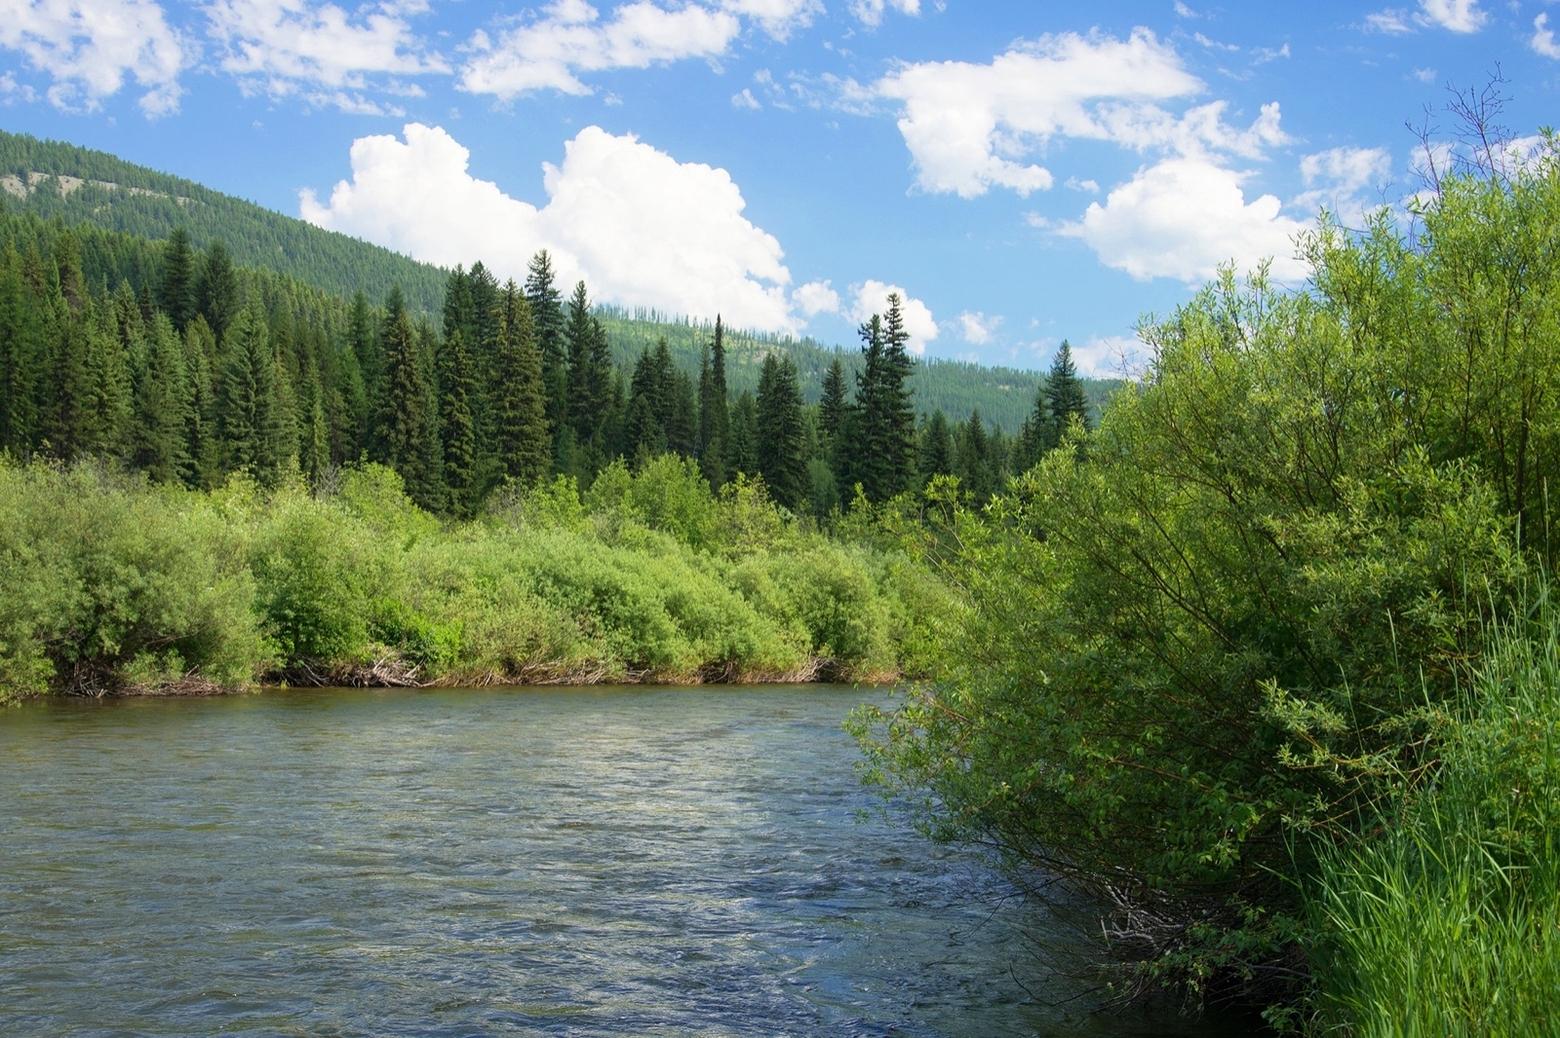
[524,250,568,449]
[956,408,994,502]
[157,227,196,333]
[130,314,190,483]
[217,305,284,482]
[380,286,443,508]
[195,241,240,342]
[1047,340,1090,444]
[437,327,479,515]
[1016,377,1054,470]
[565,281,603,443]
[698,316,731,486]
[728,390,758,476]
[0,245,42,454]
[625,347,668,460]
[756,354,807,510]
[920,410,953,482]
[819,356,849,488]
[849,300,918,504]
[492,280,550,487]
[182,318,218,487]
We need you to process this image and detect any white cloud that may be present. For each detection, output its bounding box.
[459,0,741,99]
[793,279,840,317]
[0,0,186,115]
[302,123,796,331]
[848,279,938,355]
[1071,335,1150,378]
[1533,13,1560,60]
[850,0,919,28]
[957,310,1001,345]
[1064,175,1100,193]
[1418,0,1484,33]
[1059,157,1309,284]
[731,86,759,108]
[1294,146,1393,226]
[719,0,821,40]
[1364,9,1413,33]
[873,30,1288,199]
[1172,1,1199,17]
[1412,66,1437,82]
[1366,0,1485,34]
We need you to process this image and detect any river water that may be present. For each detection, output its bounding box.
[0,686,1231,1036]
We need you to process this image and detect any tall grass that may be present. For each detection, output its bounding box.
[1307,587,1560,1036]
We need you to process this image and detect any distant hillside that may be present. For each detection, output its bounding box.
[0,129,1111,431]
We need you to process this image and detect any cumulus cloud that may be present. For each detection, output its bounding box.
[1059,157,1309,284]
[0,0,186,115]
[848,279,938,355]
[205,0,447,110]
[957,310,1001,345]
[459,0,740,99]
[301,123,795,331]
[719,0,821,40]
[1417,0,1484,33]
[1533,13,1560,60]
[872,29,1289,199]
[793,279,841,317]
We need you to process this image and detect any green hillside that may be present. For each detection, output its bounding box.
[0,128,1109,430]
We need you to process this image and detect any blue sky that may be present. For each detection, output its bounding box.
[0,0,1557,373]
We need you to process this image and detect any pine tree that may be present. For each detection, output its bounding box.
[1016,377,1054,470]
[877,292,919,496]
[819,356,849,488]
[0,245,42,454]
[565,281,601,443]
[728,390,758,476]
[195,240,240,342]
[130,314,191,483]
[182,318,218,487]
[625,347,667,461]
[437,327,479,515]
[956,409,994,502]
[380,286,444,508]
[698,316,731,486]
[524,250,568,449]
[158,227,197,333]
[217,305,284,482]
[493,280,550,487]
[920,410,953,482]
[1047,340,1090,444]
[756,354,806,510]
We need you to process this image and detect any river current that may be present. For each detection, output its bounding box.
[0,686,1229,1036]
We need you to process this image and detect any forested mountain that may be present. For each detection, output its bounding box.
[0,129,1112,432]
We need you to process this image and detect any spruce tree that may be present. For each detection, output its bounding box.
[158,227,196,333]
[380,287,444,508]
[756,354,806,510]
[437,327,478,515]
[130,314,191,483]
[956,409,994,502]
[698,316,731,486]
[0,245,42,454]
[1016,377,1054,470]
[195,241,240,342]
[727,390,758,476]
[920,410,953,482]
[217,305,284,483]
[1047,340,1090,444]
[493,280,550,487]
[625,348,667,461]
[564,281,601,443]
[524,250,568,448]
[182,318,218,487]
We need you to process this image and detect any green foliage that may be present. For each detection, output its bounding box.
[0,455,938,700]
[854,138,1560,1011]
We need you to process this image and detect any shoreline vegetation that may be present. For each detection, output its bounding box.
[0,456,942,706]
[852,123,1560,1032]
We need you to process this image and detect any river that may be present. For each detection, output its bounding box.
[0,686,1234,1036]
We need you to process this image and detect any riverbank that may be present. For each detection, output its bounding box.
[0,457,946,706]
